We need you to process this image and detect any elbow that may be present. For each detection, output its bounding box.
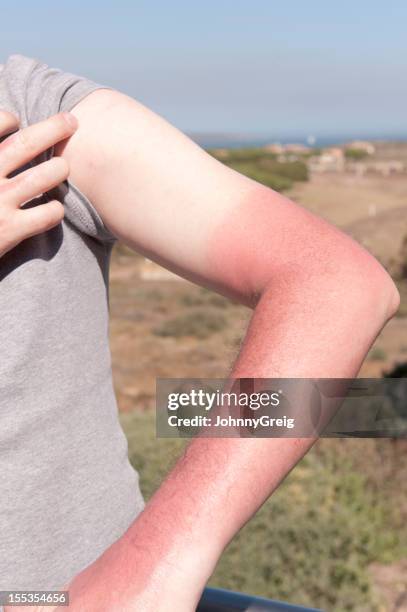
[208,184,400,323]
[364,258,400,323]
[381,270,400,321]
[257,232,400,329]
[330,242,400,324]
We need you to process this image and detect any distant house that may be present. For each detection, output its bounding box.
[263,143,284,154]
[283,143,311,154]
[308,147,345,173]
[263,143,311,155]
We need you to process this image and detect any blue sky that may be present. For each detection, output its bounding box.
[1,1,407,140]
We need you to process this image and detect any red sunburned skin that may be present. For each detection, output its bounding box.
[206,182,386,305]
[206,182,394,378]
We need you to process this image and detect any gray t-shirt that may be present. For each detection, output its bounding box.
[0,54,145,590]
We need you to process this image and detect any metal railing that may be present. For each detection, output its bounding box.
[197,587,323,612]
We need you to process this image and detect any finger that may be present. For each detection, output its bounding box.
[14,199,64,241]
[0,110,19,140]
[0,112,77,178]
[3,157,69,208]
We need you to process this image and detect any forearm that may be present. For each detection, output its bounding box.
[78,249,398,608]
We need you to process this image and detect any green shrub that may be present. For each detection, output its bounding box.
[345,148,369,161]
[225,161,293,191]
[226,160,308,191]
[259,158,309,182]
[208,147,277,163]
[152,309,227,339]
[368,347,387,361]
[207,146,309,192]
[180,290,230,309]
[179,293,206,307]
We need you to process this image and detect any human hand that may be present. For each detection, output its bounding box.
[4,541,202,612]
[4,575,197,612]
[54,545,200,612]
[0,109,77,258]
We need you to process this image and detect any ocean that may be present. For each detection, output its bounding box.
[189,132,407,149]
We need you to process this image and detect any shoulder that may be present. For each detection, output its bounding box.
[0,54,39,124]
[2,53,109,127]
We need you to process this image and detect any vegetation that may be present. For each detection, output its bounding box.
[120,410,407,611]
[180,287,231,309]
[390,234,407,316]
[208,147,309,192]
[344,148,369,161]
[152,308,227,339]
[394,281,407,317]
[368,346,387,361]
[207,147,277,163]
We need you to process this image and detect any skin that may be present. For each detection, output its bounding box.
[0,111,77,256]
[4,90,400,612]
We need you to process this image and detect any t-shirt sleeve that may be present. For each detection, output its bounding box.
[3,53,117,243]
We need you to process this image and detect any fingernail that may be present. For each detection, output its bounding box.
[64,112,78,129]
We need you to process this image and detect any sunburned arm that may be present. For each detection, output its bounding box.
[53,90,400,610]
